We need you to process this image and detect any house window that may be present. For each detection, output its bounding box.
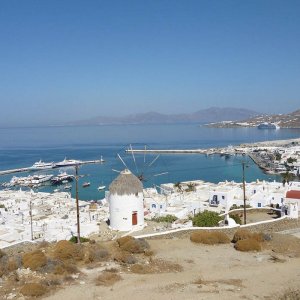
[160,205,163,209]
[222,196,225,200]
[151,204,156,208]
[281,198,283,203]
[258,203,261,208]
[254,190,256,194]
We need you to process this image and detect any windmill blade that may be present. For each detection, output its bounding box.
[129,144,139,174]
[112,169,121,173]
[148,154,160,167]
[117,153,128,169]
[153,172,169,177]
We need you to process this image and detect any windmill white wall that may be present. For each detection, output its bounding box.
[108,169,144,231]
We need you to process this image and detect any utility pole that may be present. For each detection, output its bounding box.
[29,201,33,240]
[242,162,247,225]
[75,165,81,244]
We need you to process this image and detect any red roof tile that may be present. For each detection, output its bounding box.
[286,190,300,200]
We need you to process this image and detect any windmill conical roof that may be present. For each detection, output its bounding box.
[109,169,143,196]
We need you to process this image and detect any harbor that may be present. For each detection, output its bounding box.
[0,158,105,176]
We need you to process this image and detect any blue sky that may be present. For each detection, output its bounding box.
[0,0,300,126]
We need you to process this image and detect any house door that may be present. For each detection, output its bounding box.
[132,211,138,225]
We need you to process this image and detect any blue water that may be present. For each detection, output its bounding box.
[0,124,299,200]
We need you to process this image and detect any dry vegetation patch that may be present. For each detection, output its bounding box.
[265,234,300,257]
[232,229,264,243]
[95,271,122,286]
[234,238,262,252]
[116,236,149,253]
[53,240,84,261]
[20,282,47,297]
[22,250,47,270]
[193,278,244,288]
[190,231,230,245]
[130,259,183,274]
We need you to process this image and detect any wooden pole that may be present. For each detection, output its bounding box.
[242,162,247,225]
[75,165,81,244]
[30,201,33,240]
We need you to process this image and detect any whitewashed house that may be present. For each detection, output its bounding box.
[108,169,144,231]
[284,190,300,219]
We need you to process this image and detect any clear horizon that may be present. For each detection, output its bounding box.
[1,0,300,127]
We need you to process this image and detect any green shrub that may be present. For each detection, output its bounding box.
[229,213,242,225]
[152,215,178,223]
[69,236,90,243]
[191,211,222,227]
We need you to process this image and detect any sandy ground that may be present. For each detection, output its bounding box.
[43,236,300,300]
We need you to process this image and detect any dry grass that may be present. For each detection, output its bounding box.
[234,238,262,252]
[20,283,47,297]
[53,240,84,261]
[193,278,244,288]
[95,271,122,286]
[53,262,79,275]
[130,259,183,274]
[116,236,149,254]
[190,231,230,245]
[277,288,300,300]
[232,229,264,243]
[22,250,47,271]
[84,244,109,263]
[265,234,300,257]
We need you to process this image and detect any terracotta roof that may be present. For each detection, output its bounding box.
[286,190,300,200]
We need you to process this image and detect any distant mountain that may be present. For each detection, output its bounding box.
[206,109,300,128]
[67,107,259,126]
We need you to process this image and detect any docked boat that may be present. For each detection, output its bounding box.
[82,182,90,188]
[64,185,72,190]
[257,122,280,129]
[50,172,74,185]
[9,174,53,186]
[29,160,55,171]
[55,157,82,167]
[98,185,106,191]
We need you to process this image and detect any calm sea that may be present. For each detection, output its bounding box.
[0,124,299,200]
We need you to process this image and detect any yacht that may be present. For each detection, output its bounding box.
[55,157,82,167]
[98,185,106,191]
[82,182,90,188]
[29,160,55,170]
[50,172,74,185]
[257,122,280,129]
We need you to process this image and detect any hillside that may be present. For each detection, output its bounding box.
[206,109,300,128]
[67,107,259,126]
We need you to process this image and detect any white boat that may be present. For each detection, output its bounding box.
[55,157,82,167]
[64,185,72,190]
[257,122,280,129]
[82,182,90,188]
[29,160,55,170]
[98,185,106,191]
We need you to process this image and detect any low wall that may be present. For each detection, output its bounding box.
[135,216,300,240]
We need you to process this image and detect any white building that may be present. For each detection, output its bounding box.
[285,190,300,219]
[108,169,144,231]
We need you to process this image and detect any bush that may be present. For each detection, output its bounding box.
[84,245,109,263]
[234,238,261,252]
[152,215,178,223]
[232,229,264,243]
[22,250,47,271]
[69,236,90,243]
[116,236,149,254]
[190,231,230,245]
[191,211,222,227]
[20,283,47,297]
[53,240,84,261]
[229,213,242,225]
[53,262,79,275]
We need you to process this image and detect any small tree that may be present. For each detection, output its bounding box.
[192,210,222,227]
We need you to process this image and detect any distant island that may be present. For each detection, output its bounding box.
[66,107,259,126]
[205,109,300,129]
